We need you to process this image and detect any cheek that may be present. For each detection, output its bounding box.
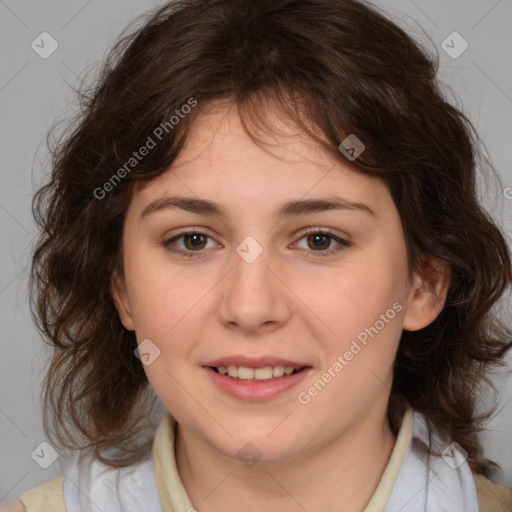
[298,254,407,348]
[123,245,201,337]
[296,274,404,424]
[301,260,407,414]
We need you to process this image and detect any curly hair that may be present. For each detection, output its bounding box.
[30,0,512,472]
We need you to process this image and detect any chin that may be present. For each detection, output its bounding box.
[215,428,303,463]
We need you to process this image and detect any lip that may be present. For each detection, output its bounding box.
[204,355,310,368]
[203,366,313,401]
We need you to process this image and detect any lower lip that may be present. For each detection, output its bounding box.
[203,367,312,401]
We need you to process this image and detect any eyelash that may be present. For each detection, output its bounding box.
[162,228,350,258]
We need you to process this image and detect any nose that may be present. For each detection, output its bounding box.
[216,239,293,336]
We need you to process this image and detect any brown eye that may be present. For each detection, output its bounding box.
[163,230,217,257]
[306,233,331,251]
[294,229,350,257]
[182,233,208,250]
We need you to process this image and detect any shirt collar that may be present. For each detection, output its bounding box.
[152,405,416,511]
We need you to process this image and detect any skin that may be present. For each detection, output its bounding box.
[112,102,450,512]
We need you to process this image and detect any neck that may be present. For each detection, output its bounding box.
[175,397,397,512]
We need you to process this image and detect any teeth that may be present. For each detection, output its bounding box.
[254,367,273,380]
[238,366,254,380]
[216,365,301,381]
[272,366,285,377]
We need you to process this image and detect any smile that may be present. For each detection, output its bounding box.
[212,364,304,381]
[204,365,312,401]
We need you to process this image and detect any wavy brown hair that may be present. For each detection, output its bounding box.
[31,0,512,473]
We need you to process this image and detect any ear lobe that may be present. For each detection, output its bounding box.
[402,253,451,332]
[110,269,135,331]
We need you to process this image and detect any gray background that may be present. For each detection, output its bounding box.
[1,0,511,502]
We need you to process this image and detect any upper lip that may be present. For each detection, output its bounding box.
[204,356,311,368]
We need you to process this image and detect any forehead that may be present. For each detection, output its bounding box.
[131,105,395,222]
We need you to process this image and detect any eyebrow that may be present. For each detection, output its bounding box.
[140,195,377,221]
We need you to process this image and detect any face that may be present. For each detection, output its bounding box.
[112,103,446,463]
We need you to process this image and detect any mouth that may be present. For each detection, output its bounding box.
[202,359,313,401]
[209,364,307,381]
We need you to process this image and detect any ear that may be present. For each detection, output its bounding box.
[402,253,451,331]
[110,268,135,331]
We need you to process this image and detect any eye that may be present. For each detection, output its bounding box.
[162,228,350,258]
[293,228,350,257]
[163,230,218,257]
